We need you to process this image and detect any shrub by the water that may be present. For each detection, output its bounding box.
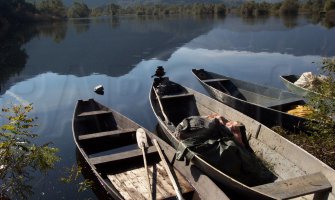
[306,58,335,136]
[0,104,60,199]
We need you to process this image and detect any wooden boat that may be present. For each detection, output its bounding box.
[192,69,308,131]
[149,77,335,200]
[280,74,321,98]
[72,98,229,200]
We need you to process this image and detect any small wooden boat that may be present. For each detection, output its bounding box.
[149,77,334,200]
[72,99,229,200]
[280,74,321,98]
[192,69,308,131]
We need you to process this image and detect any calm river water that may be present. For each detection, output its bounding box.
[0,15,334,199]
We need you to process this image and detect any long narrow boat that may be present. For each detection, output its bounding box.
[192,69,308,131]
[149,77,335,200]
[72,99,229,200]
[280,74,321,98]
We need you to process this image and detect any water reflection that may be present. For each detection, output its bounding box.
[186,16,335,57]
[241,15,270,25]
[0,26,35,94]
[91,16,120,28]
[70,18,91,34]
[36,22,68,43]
[281,15,298,28]
[2,15,334,97]
[1,15,335,199]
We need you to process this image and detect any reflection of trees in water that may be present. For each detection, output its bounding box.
[90,17,120,28]
[70,18,91,34]
[0,26,36,94]
[109,16,120,28]
[304,12,334,29]
[130,15,215,37]
[323,11,335,29]
[0,41,27,93]
[241,15,269,25]
[36,22,68,43]
[0,22,69,94]
[323,19,335,29]
[240,14,304,28]
[305,13,322,25]
[281,14,298,28]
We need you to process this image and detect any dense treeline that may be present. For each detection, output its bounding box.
[2,0,335,22]
[240,1,271,17]
[0,0,37,26]
[126,3,227,16]
[36,0,66,18]
[90,3,227,17]
[0,0,67,22]
[0,0,67,34]
[67,1,90,18]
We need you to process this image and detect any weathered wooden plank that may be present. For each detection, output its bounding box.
[160,93,194,99]
[78,128,136,140]
[155,162,176,198]
[107,161,194,200]
[110,171,147,200]
[128,170,150,199]
[252,172,332,199]
[148,163,171,199]
[202,78,229,83]
[77,110,113,117]
[90,146,157,165]
[117,172,146,200]
[108,173,133,200]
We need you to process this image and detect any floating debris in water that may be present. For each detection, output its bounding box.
[94,85,104,95]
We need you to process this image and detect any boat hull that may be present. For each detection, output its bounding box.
[150,80,335,200]
[280,75,320,98]
[193,69,307,131]
[73,99,229,200]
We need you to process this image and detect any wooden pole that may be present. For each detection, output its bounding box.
[152,87,170,124]
[136,128,152,200]
[152,139,184,200]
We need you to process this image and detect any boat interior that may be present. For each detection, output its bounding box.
[193,69,305,112]
[160,95,199,127]
[282,75,299,83]
[74,100,196,200]
[153,85,333,200]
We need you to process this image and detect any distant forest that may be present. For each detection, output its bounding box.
[1,0,335,30]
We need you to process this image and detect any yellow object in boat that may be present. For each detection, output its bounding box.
[287,105,314,117]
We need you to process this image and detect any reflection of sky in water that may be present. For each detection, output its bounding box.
[186,17,335,57]
[0,15,334,199]
[161,47,320,88]
[2,47,318,138]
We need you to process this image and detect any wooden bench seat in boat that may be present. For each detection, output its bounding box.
[89,146,157,165]
[78,128,136,141]
[160,93,194,99]
[252,172,332,199]
[202,78,229,83]
[78,110,113,117]
[202,78,239,96]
